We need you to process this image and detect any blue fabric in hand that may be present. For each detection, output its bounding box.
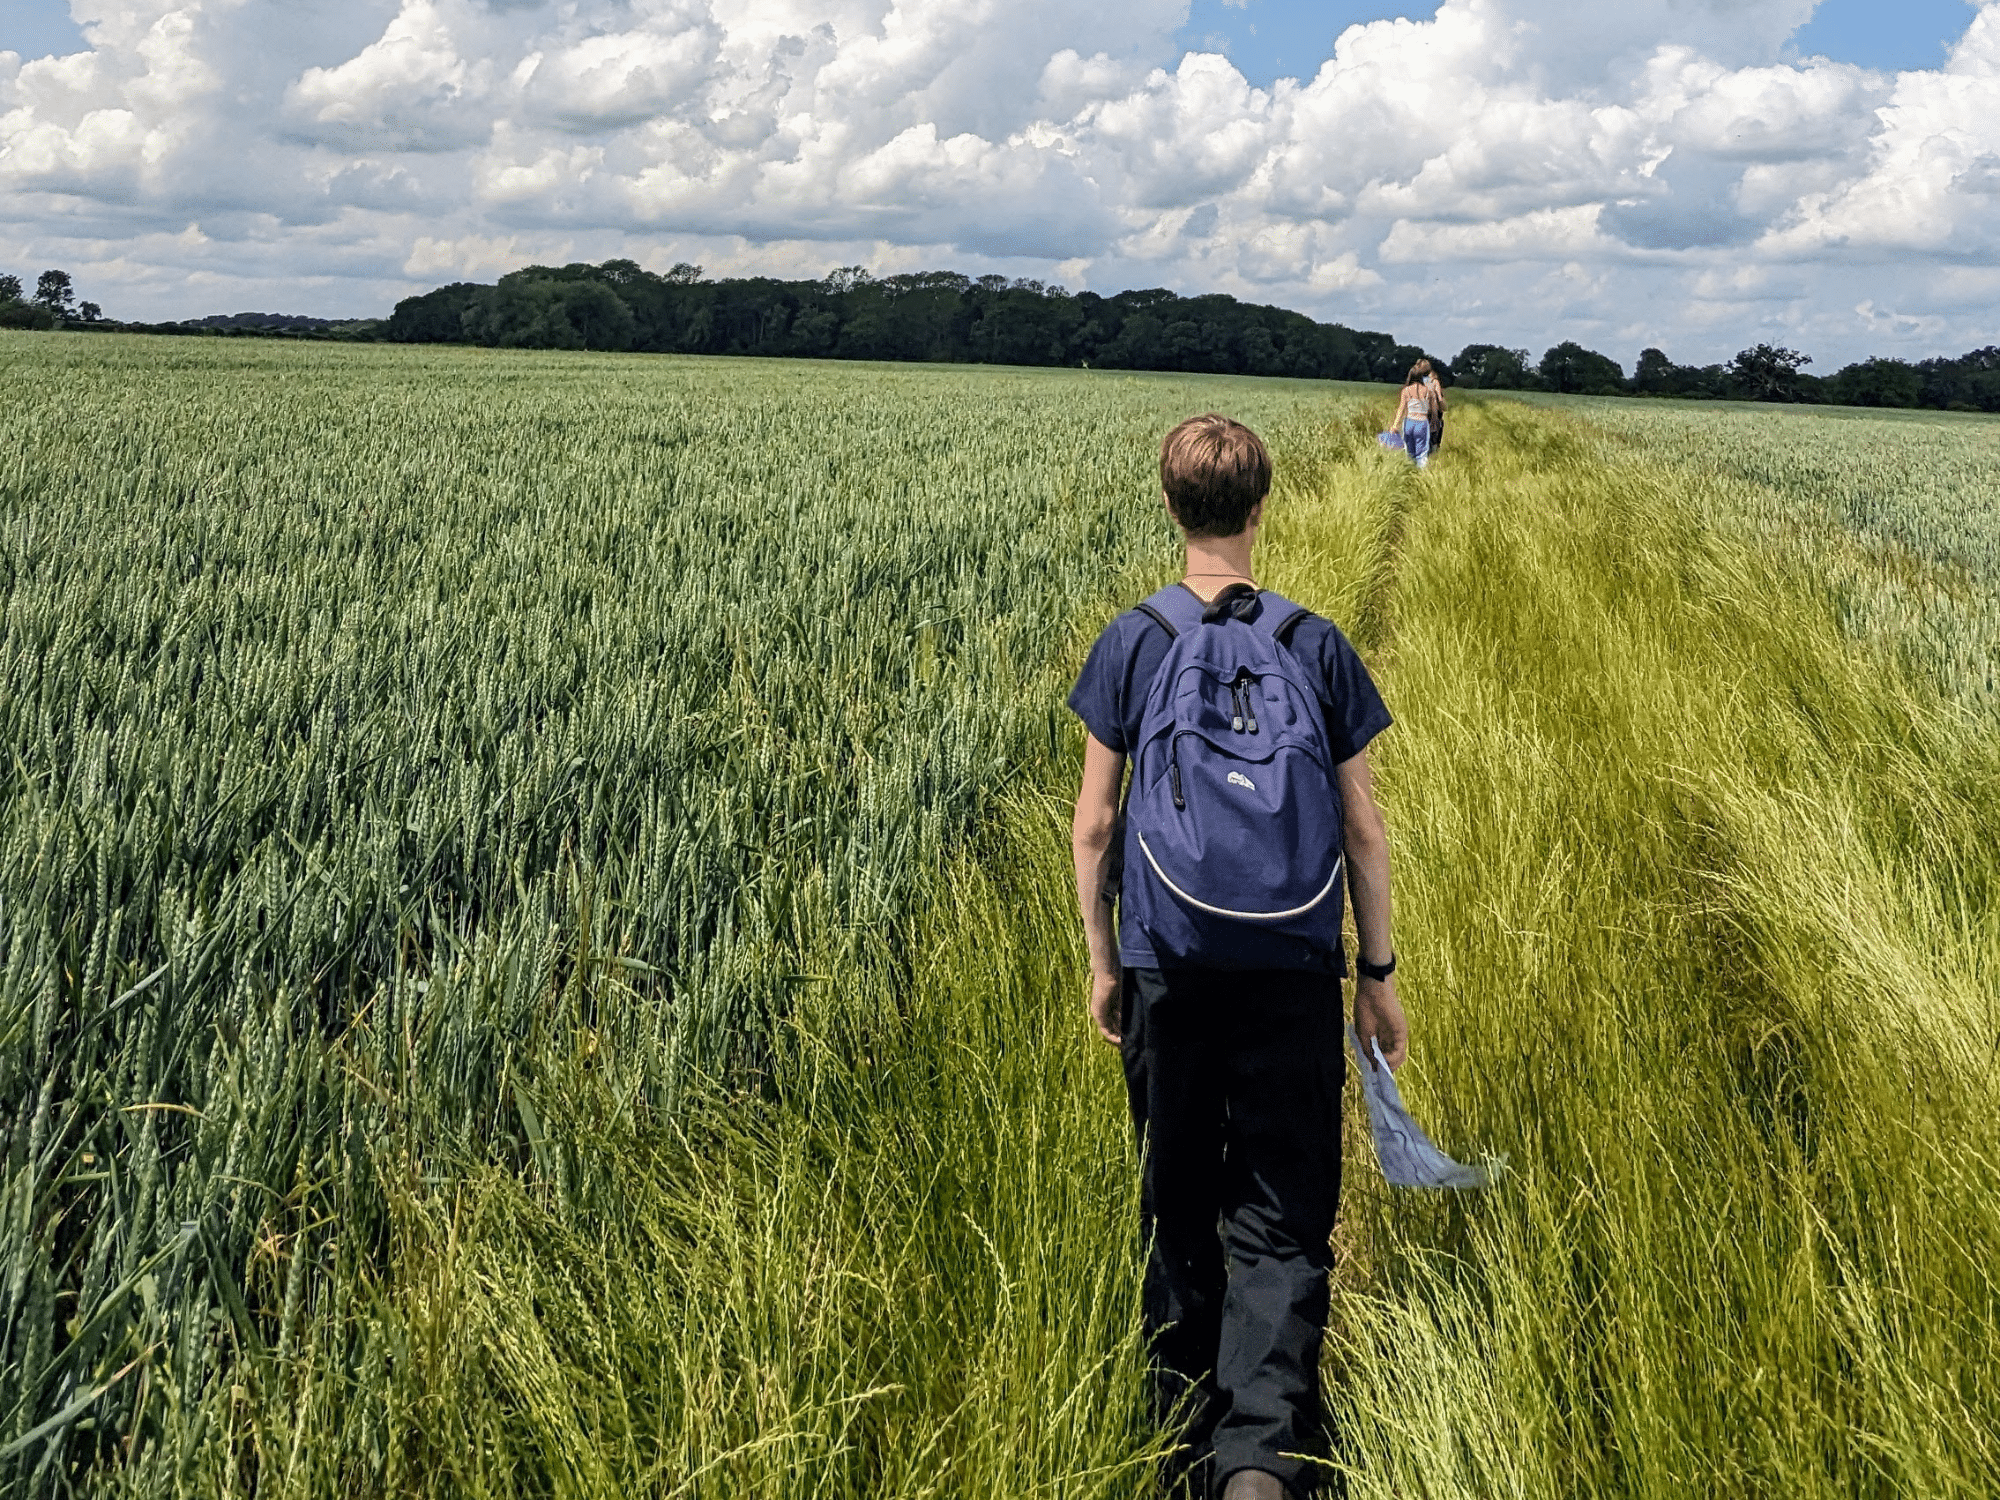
[1347,1027,1499,1189]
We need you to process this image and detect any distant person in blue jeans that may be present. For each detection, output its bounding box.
[1396,368,1437,467]
[1069,414,1409,1499]
[1415,357,1447,453]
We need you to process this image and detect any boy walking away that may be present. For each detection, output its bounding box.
[1069,415,1408,1499]
[1396,367,1436,468]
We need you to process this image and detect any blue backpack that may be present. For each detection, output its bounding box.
[1119,583,1346,971]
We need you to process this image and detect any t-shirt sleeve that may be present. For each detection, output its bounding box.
[1306,619,1392,763]
[1067,617,1134,752]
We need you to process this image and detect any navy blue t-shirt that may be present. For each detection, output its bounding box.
[1067,585,1392,971]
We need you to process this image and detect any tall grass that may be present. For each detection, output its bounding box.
[4,333,1995,1497]
[1572,399,2000,713]
[247,801,1169,1498]
[1287,401,2000,1498]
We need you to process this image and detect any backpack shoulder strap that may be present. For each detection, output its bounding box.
[1132,583,1206,640]
[1252,590,1316,648]
[1104,585,1203,904]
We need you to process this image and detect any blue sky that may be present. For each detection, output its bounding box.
[3,0,1997,364]
[1788,0,1977,71]
[1,2,83,61]
[1176,1,1419,83]
[1173,0,1976,85]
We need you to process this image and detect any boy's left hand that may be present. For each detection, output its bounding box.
[1354,975,1408,1070]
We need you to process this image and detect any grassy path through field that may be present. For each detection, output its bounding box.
[1274,401,2000,1498]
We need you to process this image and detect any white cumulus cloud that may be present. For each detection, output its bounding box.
[2,0,1997,363]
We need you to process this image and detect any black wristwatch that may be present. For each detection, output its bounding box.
[1357,953,1396,983]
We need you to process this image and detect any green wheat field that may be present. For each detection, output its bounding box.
[2,334,1996,1498]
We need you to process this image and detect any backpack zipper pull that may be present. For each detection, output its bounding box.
[1230,681,1245,734]
[1170,757,1186,809]
[1244,677,1259,736]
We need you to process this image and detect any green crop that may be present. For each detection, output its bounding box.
[2,336,1996,1498]
[1568,398,2000,713]
[0,333,1363,1493]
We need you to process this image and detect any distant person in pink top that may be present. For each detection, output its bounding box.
[1396,367,1437,468]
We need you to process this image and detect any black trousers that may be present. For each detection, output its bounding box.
[1121,967,1345,1498]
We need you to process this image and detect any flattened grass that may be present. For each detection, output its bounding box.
[1299,402,2000,1498]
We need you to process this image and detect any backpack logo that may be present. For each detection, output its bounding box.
[1226,771,1256,791]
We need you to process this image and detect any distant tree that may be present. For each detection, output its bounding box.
[78,301,103,322]
[182,312,333,332]
[1825,356,1921,408]
[386,282,487,343]
[34,269,76,317]
[1629,347,1740,397]
[463,274,636,350]
[1538,341,1625,395]
[0,300,58,330]
[1729,343,1812,402]
[791,306,839,354]
[0,273,21,304]
[558,280,637,349]
[1347,329,1405,382]
[1100,311,1165,369]
[838,277,939,361]
[1631,347,1676,394]
[376,255,1408,381]
[1913,345,2000,412]
[889,271,972,297]
[352,252,2000,412]
[1451,344,1535,389]
[1241,322,1278,370]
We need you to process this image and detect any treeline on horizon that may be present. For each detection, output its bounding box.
[381,260,2000,412]
[1465,337,2000,411]
[9,258,1999,412]
[385,260,1433,385]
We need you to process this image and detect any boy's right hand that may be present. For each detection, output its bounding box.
[1354,975,1408,1070]
[1089,970,1122,1046]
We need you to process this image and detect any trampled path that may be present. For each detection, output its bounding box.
[1271,400,2000,1497]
